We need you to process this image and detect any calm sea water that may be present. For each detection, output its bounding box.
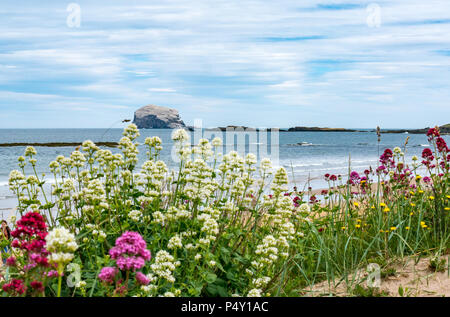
[0,128,447,214]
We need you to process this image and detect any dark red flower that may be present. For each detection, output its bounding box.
[436,137,448,153]
[422,148,434,161]
[426,128,440,139]
[30,281,44,293]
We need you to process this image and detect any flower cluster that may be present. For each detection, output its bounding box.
[109,231,151,271]
[45,227,78,266]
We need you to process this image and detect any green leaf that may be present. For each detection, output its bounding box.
[203,272,217,284]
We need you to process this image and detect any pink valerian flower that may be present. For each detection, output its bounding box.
[135,272,150,285]
[98,267,119,284]
[376,165,386,174]
[109,231,151,271]
[116,257,146,271]
[347,171,361,185]
[422,176,432,184]
[47,270,60,278]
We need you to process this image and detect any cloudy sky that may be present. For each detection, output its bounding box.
[0,0,449,129]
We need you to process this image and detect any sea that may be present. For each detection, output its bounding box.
[0,128,447,219]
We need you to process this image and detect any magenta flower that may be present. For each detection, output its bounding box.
[98,267,118,284]
[109,231,151,271]
[135,272,150,285]
[6,257,16,267]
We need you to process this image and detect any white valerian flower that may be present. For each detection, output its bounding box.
[211,137,222,147]
[298,203,310,213]
[271,167,289,194]
[128,209,142,222]
[260,158,272,172]
[24,146,37,157]
[46,227,78,266]
[123,123,140,141]
[171,129,189,143]
[8,215,16,225]
[81,140,99,153]
[167,234,183,249]
[76,281,87,288]
[150,250,179,283]
[8,170,26,191]
[247,289,263,297]
[252,276,271,288]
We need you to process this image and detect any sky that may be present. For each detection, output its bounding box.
[0,0,449,129]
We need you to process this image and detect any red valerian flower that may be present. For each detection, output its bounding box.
[380,149,393,165]
[11,212,48,253]
[30,281,44,293]
[310,195,318,204]
[2,279,27,295]
[426,127,440,139]
[436,137,449,153]
[422,148,434,161]
[6,256,16,266]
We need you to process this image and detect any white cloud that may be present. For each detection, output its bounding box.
[0,0,450,128]
[148,88,177,93]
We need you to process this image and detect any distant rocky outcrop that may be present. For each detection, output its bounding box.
[382,124,450,134]
[287,126,357,132]
[133,104,186,129]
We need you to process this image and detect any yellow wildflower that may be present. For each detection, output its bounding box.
[405,226,410,230]
[353,202,359,208]
[429,196,435,200]
[390,227,397,231]
[383,207,390,212]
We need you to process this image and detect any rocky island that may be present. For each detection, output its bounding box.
[133,104,186,129]
[382,124,450,134]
